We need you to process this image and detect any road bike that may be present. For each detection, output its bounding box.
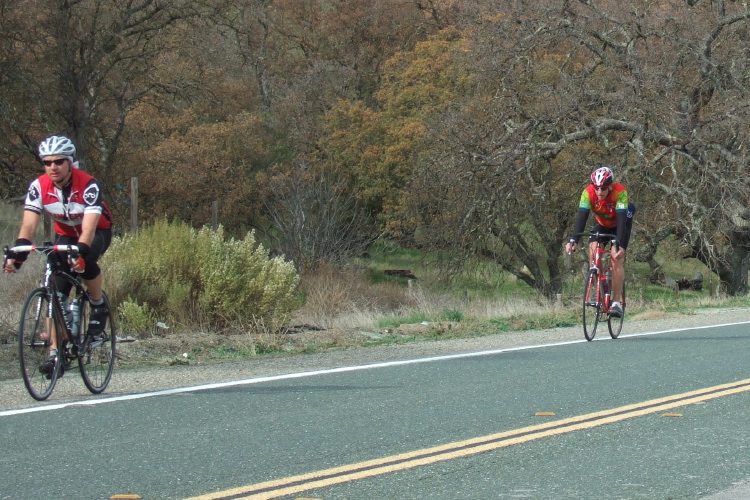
[5,242,116,401]
[574,232,626,341]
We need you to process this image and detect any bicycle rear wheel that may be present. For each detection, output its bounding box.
[608,282,626,339]
[582,269,601,341]
[19,288,62,400]
[78,292,116,394]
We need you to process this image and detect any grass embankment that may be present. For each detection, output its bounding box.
[0,202,747,372]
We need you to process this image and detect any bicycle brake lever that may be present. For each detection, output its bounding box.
[67,247,81,272]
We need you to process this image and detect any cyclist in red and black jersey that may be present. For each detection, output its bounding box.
[4,135,113,373]
[565,166,635,318]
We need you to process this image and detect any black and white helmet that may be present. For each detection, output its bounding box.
[38,135,76,158]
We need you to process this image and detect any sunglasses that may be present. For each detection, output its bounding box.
[594,186,610,192]
[42,159,67,166]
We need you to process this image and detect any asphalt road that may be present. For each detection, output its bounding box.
[1,320,750,499]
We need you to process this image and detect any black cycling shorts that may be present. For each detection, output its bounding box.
[588,203,635,249]
[55,228,112,281]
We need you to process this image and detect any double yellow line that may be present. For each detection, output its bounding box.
[187,378,750,500]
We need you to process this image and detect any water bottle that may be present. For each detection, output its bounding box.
[58,292,73,332]
[69,300,80,337]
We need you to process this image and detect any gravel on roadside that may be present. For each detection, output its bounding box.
[2,307,749,412]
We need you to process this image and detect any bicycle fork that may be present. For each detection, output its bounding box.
[585,267,601,307]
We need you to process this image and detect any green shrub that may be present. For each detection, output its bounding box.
[101,220,299,333]
[441,309,464,322]
[117,300,157,335]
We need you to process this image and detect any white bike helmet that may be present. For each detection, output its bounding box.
[38,135,76,159]
[590,166,614,187]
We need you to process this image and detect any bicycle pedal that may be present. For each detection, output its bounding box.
[89,338,106,349]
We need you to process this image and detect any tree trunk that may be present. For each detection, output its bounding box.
[713,233,749,296]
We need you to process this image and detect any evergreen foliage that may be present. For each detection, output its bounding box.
[101,220,299,334]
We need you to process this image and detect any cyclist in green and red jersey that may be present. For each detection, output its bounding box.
[565,166,635,318]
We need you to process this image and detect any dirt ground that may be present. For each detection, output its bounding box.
[5,305,750,385]
[3,307,750,411]
[0,321,443,382]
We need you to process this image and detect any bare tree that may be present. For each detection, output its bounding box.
[397,0,750,295]
[262,162,375,273]
[545,0,750,293]
[0,1,217,186]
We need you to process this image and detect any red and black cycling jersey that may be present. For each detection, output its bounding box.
[24,168,112,238]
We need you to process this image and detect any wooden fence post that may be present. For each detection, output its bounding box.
[130,176,138,233]
[211,200,218,230]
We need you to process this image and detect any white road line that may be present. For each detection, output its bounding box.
[2,320,749,418]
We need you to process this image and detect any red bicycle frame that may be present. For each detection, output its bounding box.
[575,232,625,341]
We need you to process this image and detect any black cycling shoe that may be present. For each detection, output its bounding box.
[39,354,61,379]
[609,302,623,318]
[39,356,55,375]
[88,305,108,338]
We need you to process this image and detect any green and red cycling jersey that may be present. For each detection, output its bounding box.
[578,182,628,229]
[571,182,634,248]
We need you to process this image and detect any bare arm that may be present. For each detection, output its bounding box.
[17,210,41,241]
[70,212,100,273]
[77,212,100,247]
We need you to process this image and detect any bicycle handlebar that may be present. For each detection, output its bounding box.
[4,244,80,266]
[7,244,79,254]
[571,232,620,249]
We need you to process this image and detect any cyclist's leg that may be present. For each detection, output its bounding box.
[612,217,633,304]
[611,249,626,303]
[80,229,112,336]
[53,235,75,299]
[612,210,635,302]
[38,316,60,376]
[587,240,598,269]
[79,229,110,300]
[610,225,633,303]
[83,273,103,302]
[46,236,77,371]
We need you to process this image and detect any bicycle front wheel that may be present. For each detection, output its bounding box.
[608,282,626,339]
[582,269,601,341]
[19,288,62,400]
[78,292,116,394]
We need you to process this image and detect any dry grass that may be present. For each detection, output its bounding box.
[293,262,417,329]
[1,215,748,380]
[296,261,567,320]
[0,254,45,336]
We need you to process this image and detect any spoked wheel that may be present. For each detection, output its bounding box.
[608,283,626,339]
[582,269,602,341]
[78,292,116,394]
[19,288,62,400]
